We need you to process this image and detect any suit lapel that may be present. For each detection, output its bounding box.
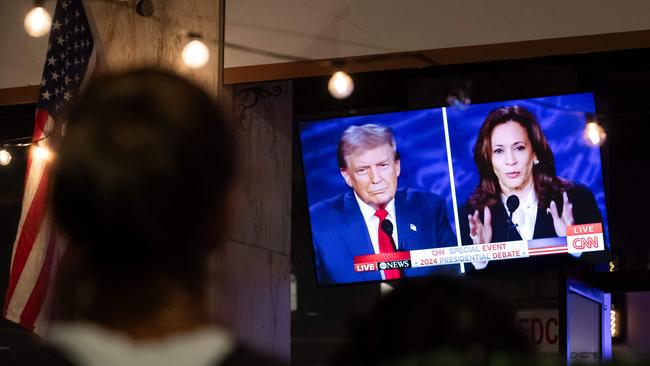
[395,189,422,250]
[340,191,380,281]
[491,202,522,242]
[533,205,557,238]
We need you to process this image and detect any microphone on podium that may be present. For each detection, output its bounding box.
[506,195,520,227]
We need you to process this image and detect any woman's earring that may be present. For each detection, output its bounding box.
[533,158,539,165]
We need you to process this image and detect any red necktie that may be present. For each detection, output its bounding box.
[375,208,401,280]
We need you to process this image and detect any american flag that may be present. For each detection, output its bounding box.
[3,0,97,333]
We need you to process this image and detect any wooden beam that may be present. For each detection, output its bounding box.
[223,29,650,84]
[0,86,39,106]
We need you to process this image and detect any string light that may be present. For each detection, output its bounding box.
[328,71,354,99]
[32,145,52,161]
[182,33,210,69]
[0,149,12,166]
[0,135,46,167]
[24,2,52,38]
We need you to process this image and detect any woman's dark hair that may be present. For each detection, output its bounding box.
[51,68,236,323]
[469,105,571,210]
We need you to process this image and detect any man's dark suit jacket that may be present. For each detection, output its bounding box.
[459,183,603,246]
[310,188,458,285]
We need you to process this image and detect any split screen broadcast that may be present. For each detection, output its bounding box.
[299,93,609,285]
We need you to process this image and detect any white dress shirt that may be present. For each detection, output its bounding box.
[354,192,399,280]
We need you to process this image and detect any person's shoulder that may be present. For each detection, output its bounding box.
[398,188,450,215]
[309,191,351,229]
[567,182,592,193]
[399,188,444,204]
[310,191,346,213]
[565,181,596,200]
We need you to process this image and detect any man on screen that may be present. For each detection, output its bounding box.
[310,124,457,285]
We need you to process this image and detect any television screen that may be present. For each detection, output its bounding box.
[298,92,609,286]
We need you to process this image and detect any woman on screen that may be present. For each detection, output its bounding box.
[459,105,602,251]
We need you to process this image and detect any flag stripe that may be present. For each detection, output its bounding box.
[5,216,52,322]
[3,165,51,315]
[14,111,51,233]
[20,222,57,330]
[23,110,50,183]
[34,231,63,335]
[13,111,51,242]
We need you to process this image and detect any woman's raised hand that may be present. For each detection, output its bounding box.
[549,191,574,237]
[468,206,492,244]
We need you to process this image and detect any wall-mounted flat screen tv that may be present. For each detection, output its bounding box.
[298,92,609,286]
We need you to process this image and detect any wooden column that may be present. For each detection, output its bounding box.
[214,81,292,360]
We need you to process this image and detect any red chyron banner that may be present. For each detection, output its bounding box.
[353,252,411,272]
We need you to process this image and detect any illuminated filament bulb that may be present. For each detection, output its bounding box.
[611,308,617,337]
[24,6,52,38]
[32,145,52,161]
[182,35,210,69]
[328,71,354,99]
[0,149,12,166]
[584,122,606,147]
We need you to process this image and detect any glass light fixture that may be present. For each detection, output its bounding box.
[328,71,354,99]
[0,149,11,166]
[24,4,52,38]
[182,33,210,69]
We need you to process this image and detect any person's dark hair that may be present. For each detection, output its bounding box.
[51,68,236,324]
[469,105,572,210]
[335,276,533,366]
[337,124,399,169]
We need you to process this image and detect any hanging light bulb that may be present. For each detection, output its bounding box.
[0,149,12,166]
[182,33,210,69]
[24,3,52,38]
[584,122,606,147]
[328,71,354,99]
[32,145,52,161]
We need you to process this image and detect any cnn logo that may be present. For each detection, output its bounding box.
[572,236,600,250]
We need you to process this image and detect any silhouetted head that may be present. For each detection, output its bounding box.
[51,68,236,324]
